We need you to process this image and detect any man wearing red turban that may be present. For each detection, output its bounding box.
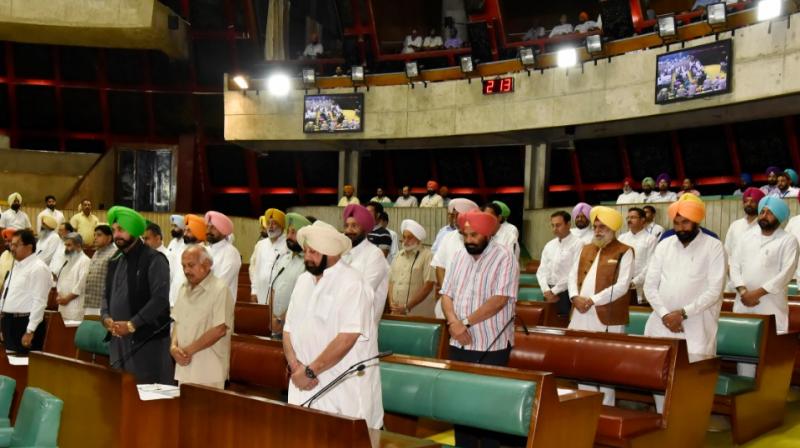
[440,208,518,446]
[205,211,241,303]
[420,180,444,208]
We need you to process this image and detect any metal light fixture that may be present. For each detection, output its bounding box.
[585,35,602,54]
[351,66,365,83]
[302,69,316,87]
[657,14,677,38]
[758,0,782,21]
[707,2,727,25]
[556,48,578,68]
[232,74,248,90]
[460,56,474,73]
[405,61,419,78]
[519,47,535,66]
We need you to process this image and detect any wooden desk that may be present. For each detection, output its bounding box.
[42,311,79,359]
[27,352,178,448]
[179,384,438,447]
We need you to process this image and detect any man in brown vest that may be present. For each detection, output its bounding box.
[568,206,634,406]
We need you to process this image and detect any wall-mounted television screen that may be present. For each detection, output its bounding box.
[655,39,732,105]
[303,93,364,133]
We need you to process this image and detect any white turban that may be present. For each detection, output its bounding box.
[297,220,352,257]
[7,192,21,205]
[448,198,479,214]
[400,219,426,241]
[170,214,185,229]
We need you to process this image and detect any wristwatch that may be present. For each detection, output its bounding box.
[461,318,471,328]
[305,366,317,379]
[126,321,136,333]
[680,309,688,320]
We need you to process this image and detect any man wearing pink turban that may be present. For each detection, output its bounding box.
[643,195,726,414]
[440,208,518,446]
[724,187,765,264]
[341,205,389,324]
[570,202,593,244]
[431,198,480,318]
[420,180,444,208]
[205,211,241,303]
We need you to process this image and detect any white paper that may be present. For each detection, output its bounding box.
[63,320,83,328]
[7,356,29,366]
[137,384,180,401]
[557,388,574,397]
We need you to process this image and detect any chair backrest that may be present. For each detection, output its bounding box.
[626,309,649,335]
[519,273,538,286]
[74,320,109,356]
[229,335,288,390]
[11,387,63,448]
[0,376,16,427]
[234,303,271,337]
[517,288,544,302]
[378,320,442,358]
[515,303,545,327]
[381,362,536,437]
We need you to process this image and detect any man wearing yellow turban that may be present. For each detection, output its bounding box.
[642,195,726,414]
[567,205,634,407]
[250,208,289,304]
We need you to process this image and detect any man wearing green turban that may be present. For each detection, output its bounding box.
[269,213,313,338]
[489,200,520,259]
[102,205,174,384]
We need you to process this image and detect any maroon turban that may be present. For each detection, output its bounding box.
[343,204,375,232]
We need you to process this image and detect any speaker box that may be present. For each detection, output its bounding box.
[467,21,492,63]
[599,0,634,39]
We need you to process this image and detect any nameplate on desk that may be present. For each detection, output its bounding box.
[557,388,575,397]
[7,355,29,366]
[137,384,180,401]
[63,320,83,328]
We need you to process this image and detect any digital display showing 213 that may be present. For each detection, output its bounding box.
[482,77,514,95]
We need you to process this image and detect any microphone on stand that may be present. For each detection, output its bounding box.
[477,316,516,363]
[301,350,393,408]
[515,315,530,335]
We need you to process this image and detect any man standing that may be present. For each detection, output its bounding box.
[378,212,399,263]
[364,202,393,258]
[35,215,61,265]
[484,201,520,259]
[337,184,360,206]
[388,220,437,317]
[643,205,665,239]
[143,223,170,257]
[441,209,518,446]
[0,229,15,292]
[36,195,64,236]
[81,224,116,316]
[432,198,477,253]
[768,171,799,198]
[571,202,594,244]
[725,188,764,262]
[55,233,91,322]
[170,246,234,389]
[760,166,781,196]
[205,211,241,302]
[169,214,206,307]
[0,193,31,231]
[283,220,383,429]
[250,208,288,304]
[70,199,99,247]
[49,222,73,275]
[270,213,311,337]
[342,204,389,323]
[730,197,798,344]
[394,186,418,207]
[618,207,658,303]
[617,178,642,204]
[0,230,51,353]
[431,198,480,317]
[103,206,173,384]
[369,187,392,204]
[538,211,584,317]
[420,181,444,208]
[167,215,185,255]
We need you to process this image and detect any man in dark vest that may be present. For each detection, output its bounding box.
[102,205,174,384]
[567,205,634,406]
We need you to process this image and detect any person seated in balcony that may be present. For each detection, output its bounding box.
[574,12,601,33]
[732,173,753,196]
[769,171,799,199]
[522,21,546,41]
[549,14,574,38]
[650,173,678,203]
[677,178,701,197]
[402,29,422,54]
[302,33,324,59]
[422,28,443,50]
[443,27,463,49]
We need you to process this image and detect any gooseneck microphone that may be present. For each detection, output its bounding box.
[301,350,393,408]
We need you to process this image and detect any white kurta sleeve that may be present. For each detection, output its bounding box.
[567,250,581,299]
[70,259,90,296]
[762,237,799,294]
[683,241,726,317]
[536,243,553,293]
[27,266,51,333]
[729,238,745,289]
[643,243,671,318]
[249,245,259,295]
[590,249,634,306]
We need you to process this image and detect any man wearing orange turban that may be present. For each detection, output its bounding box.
[420,180,444,208]
[184,214,207,243]
[205,211,241,303]
[250,208,289,304]
[658,194,719,242]
[168,214,207,307]
[642,195,726,414]
[0,228,14,292]
[440,209,518,448]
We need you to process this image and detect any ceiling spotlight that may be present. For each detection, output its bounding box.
[405,61,419,79]
[302,69,316,87]
[556,48,578,68]
[519,47,535,66]
[267,73,291,97]
[351,66,365,83]
[657,14,677,38]
[757,0,781,21]
[232,74,248,90]
[585,35,602,54]
[707,2,727,25]
[460,56,474,73]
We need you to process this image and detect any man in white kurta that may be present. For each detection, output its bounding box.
[169,215,206,306]
[36,196,64,237]
[618,207,658,303]
[725,188,763,261]
[249,209,289,304]
[55,233,91,322]
[205,211,241,303]
[341,205,389,324]
[538,211,584,317]
[643,206,665,240]
[283,221,383,429]
[36,216,61,266]
[570,202,594,245]
[616,179,642,205]
[487,201,520,260]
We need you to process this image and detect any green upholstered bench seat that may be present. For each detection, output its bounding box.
[715,373,756,396]
[519,273,538,286]
[626,310,649,335]
[790,283,798,296]
[378,320,441,358]
[517,288,544,302]
[381,362,536,437]
[0,387,63,448]
[0,376,15,428]
[74,320,110,356]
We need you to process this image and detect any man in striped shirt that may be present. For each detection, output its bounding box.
[440,209,519,447]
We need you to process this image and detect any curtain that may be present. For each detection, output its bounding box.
[265,0,289,60]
